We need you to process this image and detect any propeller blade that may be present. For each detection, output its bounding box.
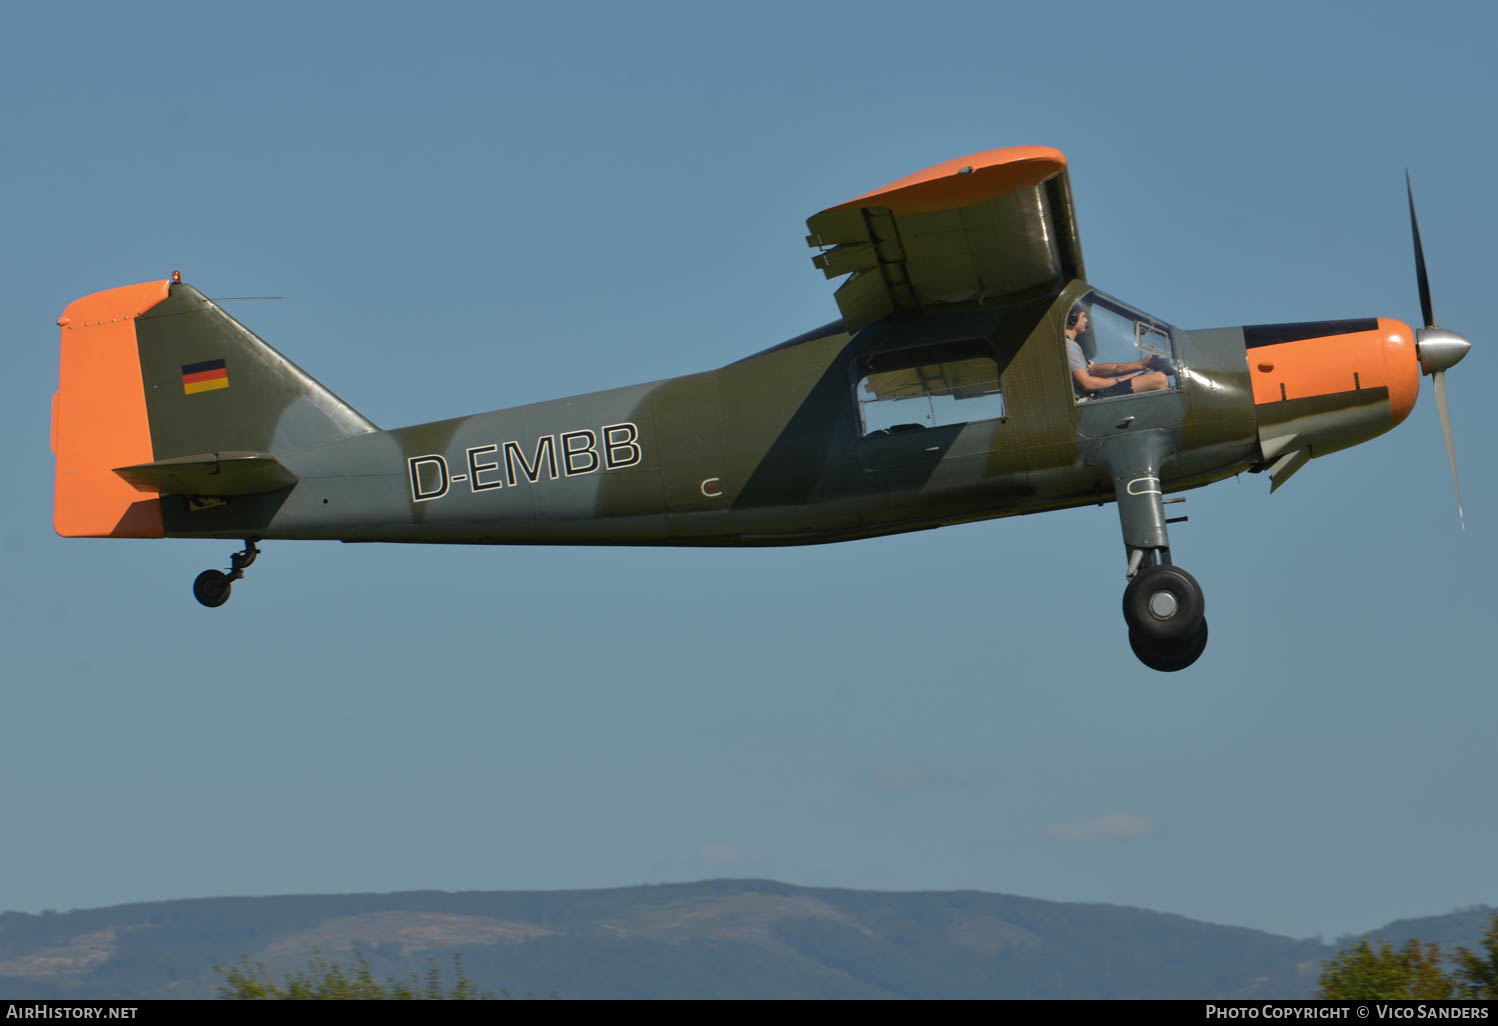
[1432,369,1464,532]
[1406,171,1436,329]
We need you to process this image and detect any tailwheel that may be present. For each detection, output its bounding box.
[192,539,261,609]
[193,569,232,608]
[1129,619,1209,672]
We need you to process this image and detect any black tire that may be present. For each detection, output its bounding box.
[1129,619,1209,672]
[193,569,232,608]
[1122,565,1205,643]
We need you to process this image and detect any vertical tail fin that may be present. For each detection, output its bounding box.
[52,278,376,538]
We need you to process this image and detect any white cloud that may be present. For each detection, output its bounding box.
[653,844,778,881]
[866,766,933,796]
[861,765,966,797]
[1044,812,1160,842]
[698,843,755,866]
[691,843,778,876]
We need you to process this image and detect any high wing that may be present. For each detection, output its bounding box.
[805,145,1084,332]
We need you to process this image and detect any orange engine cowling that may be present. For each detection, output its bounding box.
[1246,317,1419,486]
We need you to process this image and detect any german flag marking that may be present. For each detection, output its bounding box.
[182,358,229,395]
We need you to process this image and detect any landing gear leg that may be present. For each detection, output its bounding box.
[1094,435,1208,671]
[193,539,260,608]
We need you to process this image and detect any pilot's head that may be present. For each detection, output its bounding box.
[1066,304,1090,337]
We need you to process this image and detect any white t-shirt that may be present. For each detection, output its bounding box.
[1065,336,1090,396]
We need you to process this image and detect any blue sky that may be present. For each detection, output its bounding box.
[3,1,1493,942]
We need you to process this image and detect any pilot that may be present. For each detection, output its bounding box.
[1065,305,1170,400]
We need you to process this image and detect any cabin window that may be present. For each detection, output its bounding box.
[1063,290,1181,403]
[855,338,1004,437]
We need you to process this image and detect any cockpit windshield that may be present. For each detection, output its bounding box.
[1064,290,1180,403]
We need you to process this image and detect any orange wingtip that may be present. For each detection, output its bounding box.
[53,280,172,538]
[824,145,1068,217]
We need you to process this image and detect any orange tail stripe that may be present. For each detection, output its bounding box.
[52,280,171,538]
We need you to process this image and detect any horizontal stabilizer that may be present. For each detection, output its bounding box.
[113,452,298,496]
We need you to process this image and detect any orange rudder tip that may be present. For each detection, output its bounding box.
[52,280,172,538]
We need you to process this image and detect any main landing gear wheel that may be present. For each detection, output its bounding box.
[1130,619,1209,673]
[192,539,261,608]
[1122,565,1205,643]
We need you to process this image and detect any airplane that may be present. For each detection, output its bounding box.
[50,145,1470,671]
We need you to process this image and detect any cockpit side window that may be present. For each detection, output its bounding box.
[1064,291,1180,403]
[854,338,1004,437]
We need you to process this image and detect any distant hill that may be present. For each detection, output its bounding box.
[1359,906,1498,953]
[0,882,1490,1000]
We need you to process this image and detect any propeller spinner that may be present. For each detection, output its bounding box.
[1406,172,1471,530]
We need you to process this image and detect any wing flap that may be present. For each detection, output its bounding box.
[113,451,298,496]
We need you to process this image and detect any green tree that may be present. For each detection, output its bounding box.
[1452,916,1498,999]
[216,949,493,1000]
[1318,913,1498,1001]
[1317,937,1455,1000]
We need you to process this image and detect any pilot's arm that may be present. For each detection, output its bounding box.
[1088,357,1153,376]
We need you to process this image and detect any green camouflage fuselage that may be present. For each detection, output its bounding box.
[157,281,1265,547]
